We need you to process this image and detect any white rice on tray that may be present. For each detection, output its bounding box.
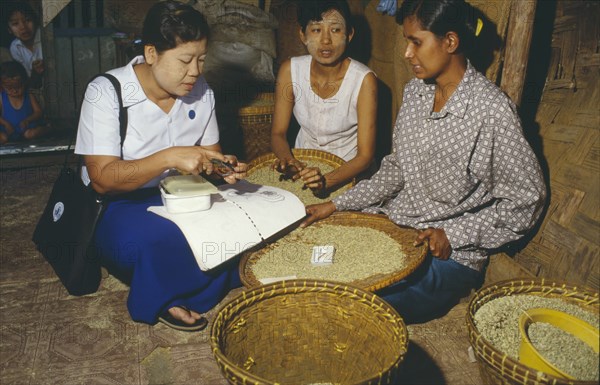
[250,224,408,283]
[246,160,350,205]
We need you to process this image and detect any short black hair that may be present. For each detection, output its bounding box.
[142,0,210,54]
[4,1,39,29]
[296,0,353,33]
[0,60,28,81]
[397,0,477,52]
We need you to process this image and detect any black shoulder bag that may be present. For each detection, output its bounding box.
[32,73,128,296]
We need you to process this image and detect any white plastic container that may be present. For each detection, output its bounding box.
[159,175,218,214]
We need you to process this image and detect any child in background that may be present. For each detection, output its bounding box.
[270,0,377,195]
[6,1,43,89]
[0,61,47,144]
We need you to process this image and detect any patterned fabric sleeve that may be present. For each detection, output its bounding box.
[443,103,546,250]
[332,116,406,211]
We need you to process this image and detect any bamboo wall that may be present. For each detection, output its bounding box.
[511,0,599,290]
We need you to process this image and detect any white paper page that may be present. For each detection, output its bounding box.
[148,199,261,270]
[148,181,306,271]
[217,181,306,240]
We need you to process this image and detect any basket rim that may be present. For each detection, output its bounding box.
[210,279,409,385]
[238,92,275,116]
[238,211,428,292]
[465,278,599,385]
[248,148,347,172]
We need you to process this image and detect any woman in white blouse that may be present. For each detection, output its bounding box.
[270,0,378,195]
[75,1,247,331]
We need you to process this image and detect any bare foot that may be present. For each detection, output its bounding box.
[167,306,203,325]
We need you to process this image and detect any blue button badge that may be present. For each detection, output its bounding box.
[188,110,196,120]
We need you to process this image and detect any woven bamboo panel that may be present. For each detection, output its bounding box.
[510,1,600,290]
[239,211,428,292]
[466,278,599,385]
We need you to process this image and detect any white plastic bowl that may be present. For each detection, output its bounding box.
[159,175,218,214]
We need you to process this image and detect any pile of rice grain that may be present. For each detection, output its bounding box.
[474,295,599,381]
[246,160,350,205]
[251,224,408,283]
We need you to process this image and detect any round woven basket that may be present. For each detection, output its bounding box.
[247,148,355,190]
[211,279,408,385]
[238,92,274,162]
[239,211,428,292]
[466,278,600,385]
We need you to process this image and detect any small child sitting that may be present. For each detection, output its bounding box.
[0,61,47,144]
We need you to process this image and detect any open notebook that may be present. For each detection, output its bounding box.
[148,180,306,271]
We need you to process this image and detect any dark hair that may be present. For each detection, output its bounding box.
[142,0,210,54]
[396,0,478,53]
[0,60,28,81]
[296,0,354,33]
[4,1,39,30]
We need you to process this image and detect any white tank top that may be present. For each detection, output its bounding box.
[290,55,374,161]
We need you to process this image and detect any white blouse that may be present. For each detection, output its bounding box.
[75,56,219,188]
[290,55,374,161]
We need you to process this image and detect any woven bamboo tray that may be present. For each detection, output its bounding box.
[466,278,600,385]
[239,211,428,292]
[248,148,348,174]
[247,148,354,197]
[211,279,408,385]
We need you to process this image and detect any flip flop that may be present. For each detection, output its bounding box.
[158,309,208,332]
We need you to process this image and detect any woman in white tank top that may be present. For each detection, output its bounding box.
[271,1,377,194]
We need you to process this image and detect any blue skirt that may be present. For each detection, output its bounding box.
[95,191,241,324]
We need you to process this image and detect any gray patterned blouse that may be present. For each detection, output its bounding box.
[332,62,546,271]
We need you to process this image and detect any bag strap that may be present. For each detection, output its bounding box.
[66,73,128,170]
[99,73,128,151]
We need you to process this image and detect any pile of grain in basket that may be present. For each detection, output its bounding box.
[474,295,599,381]
[246,160,350,205]
[250,224,408,283]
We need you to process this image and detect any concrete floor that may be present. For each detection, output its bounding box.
[0,152,483,385]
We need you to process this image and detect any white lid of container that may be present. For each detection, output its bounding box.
[160,175,218,197]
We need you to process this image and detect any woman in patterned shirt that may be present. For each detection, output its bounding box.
[301,0,546,323]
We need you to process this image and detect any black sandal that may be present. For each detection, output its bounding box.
[158,309,208,332]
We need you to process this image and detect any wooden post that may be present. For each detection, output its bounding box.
[501,0,537,106]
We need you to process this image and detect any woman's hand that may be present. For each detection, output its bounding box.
[168,146,224,175]
[298,166,325,191]
[272,158,305,180]
[414,228,452,260]
[301,201,336,227]
[221,155,247,184]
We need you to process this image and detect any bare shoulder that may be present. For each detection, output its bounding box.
[277,59,292,77]
[358,72,378,96]
[275,59,293,90]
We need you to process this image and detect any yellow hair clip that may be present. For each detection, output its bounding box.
[475,18,483,37]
